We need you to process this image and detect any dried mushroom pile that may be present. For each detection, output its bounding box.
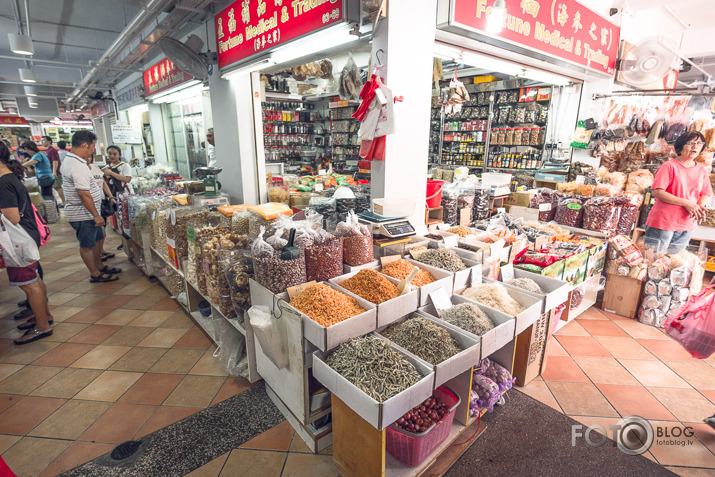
[381,317,462,365]
[326,336,423,402]
[291,284,365,327]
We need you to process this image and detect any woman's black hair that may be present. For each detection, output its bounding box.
[20,140,39,154]
[107,145,122,158]
[57,140,66,149]
[0,141,26,179]
[674,131,706,155]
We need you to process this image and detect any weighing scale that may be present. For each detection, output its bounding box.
[357,211,417,239]
[194,167,222,196]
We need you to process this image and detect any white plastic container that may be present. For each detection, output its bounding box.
[481,173,512,188]
[372,198,415,217]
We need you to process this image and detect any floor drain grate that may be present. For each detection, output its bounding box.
[111,440,143,461]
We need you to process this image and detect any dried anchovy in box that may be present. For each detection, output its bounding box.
[381,317,462,365]
[583,197,621,235]
[554,197,584,227]
[325,336,423,402]
[440,303,495,336]
[414,249,467,272]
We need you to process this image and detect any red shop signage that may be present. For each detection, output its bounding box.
[143,57,193,97]
[445,0,620,76]
[0,115,28,125]
[215,0,344,69]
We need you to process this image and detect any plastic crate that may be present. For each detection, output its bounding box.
[385,385,461,467]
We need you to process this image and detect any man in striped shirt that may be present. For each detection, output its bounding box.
[61,130,119,283]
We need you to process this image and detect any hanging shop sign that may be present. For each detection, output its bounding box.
[116,79,145,110]
[215,0,344,69]
[439,0,620,76]
[110,124,143,144]
[0,115,28,125]
[143,57,193,97]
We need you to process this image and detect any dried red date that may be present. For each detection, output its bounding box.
[583,197,621,236]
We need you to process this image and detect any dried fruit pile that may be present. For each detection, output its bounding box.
[392,395,451,434]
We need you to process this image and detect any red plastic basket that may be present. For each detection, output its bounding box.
[385,385,461,467]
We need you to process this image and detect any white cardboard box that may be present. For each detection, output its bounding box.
[419,293,516,359]
[278,283,378,352]
[330,270,420,328]
[342,260,380,274]
[385,260,453,307]
[482,277,543,334]
[377,313,480,388]
[312,333,435,430]
[406,257,480,291]
[508,269,571,314]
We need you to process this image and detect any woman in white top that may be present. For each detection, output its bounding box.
[103,145,133,195]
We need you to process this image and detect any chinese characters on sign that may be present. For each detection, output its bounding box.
[143,57,193,97]
[0,116,28,125]
[215,0,343,69]
[450,0,620,76]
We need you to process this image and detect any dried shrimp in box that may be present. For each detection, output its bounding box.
[291,283,365,327]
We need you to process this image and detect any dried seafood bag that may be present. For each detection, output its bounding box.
[554,196,584,227]
[166,206,208,261]
[215,233,251,318]
[150,208,170,258]
[529,188,559,221]
[458,184,476,225]
[132,196,156,247]
[619,141,646,174]
[472,187,491,222]
[222,245,252,321]
[625,169,654,195]
[267,185,289,204]
[200,226,231,299]
[308,197,337,230]
[441,182,460,225]
[339,54,361,101]
[251,226,307,294]
[583,197,621,235]
[335,211,373,266]
[304,228,343,282]
[194,225,230,294]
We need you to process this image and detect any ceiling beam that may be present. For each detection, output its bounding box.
[0,14,126,35]
[0,54,143,73]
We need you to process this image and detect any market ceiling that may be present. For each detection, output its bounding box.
[0,0,230,115]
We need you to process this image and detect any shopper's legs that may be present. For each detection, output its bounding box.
[644,226,674,254]
[94,238,104,271]
[80,246,100,276]
[71,220,101,277]
[7,264,53,343]
[667,229,694,254]
[54,186,65,204]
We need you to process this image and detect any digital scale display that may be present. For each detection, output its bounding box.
[384,222,415,236]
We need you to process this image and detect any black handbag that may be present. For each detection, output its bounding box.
[100,198,116,218]
[38,175,55,188]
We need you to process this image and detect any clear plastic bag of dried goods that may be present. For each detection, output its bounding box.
[442,182,460,225]
[252,226,274,259]
[305,230,343,282]
[614,195,641,235]
[458,184,476,225]
[335,211,374,266]
[472,187,491,222]
[266,227,288,250]
[469,374,500,415]
[477,358,516,392]
[252,247,307,294]
[222,247,252,320]
[529,188,559,222]
[583,197,621,235]
[232,208,252,235]
[554,197,585,227]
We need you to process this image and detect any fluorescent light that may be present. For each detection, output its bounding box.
[19,67,36,83]
[487,0,506,34]
[28,100,38,108]
[24,85,37,97]
[270,24,359,65]
[147,79,201,101]
[221,58,276,80]
[522,68,571,86]
[434,44,523,76]
[151,83,205,104]
[8,33,34,55]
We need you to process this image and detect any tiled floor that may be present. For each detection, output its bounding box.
[0,222,331,476]
[521,307,715,476]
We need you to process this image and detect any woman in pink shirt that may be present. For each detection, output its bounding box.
[645,131,712,253]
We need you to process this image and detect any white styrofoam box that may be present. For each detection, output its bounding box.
[280,283,378,352]
[377,313,480,388]
[312,333,435,430]
[509,268,571,314]
[482,278,543,334]
[388,260,453,307]
[329,270,420,328]
[421,292,516,359]
[343,260,380,274]
[448,246,484,264]
[406,256,480,291]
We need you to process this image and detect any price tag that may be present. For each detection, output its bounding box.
[471,268,483,285]
[436,223,451,231]
[575,175,585,185]
[535,235,549,251]
[315,183,324,192]
[380,255,402,266]
[497,207,506,214]
[287,281,317,299]
[538,203,552,212]
[170,209,176,226]
[443,235,458,247]
[408,246,429,259]
[151,210,156,220]
[429,288,453,316]
[501,263,515,281]
[187,227,196,244]
[318,169,327,176]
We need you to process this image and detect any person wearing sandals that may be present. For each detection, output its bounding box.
[60,131,120,283]
[87,153,117,262]
[0,142,54,344]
